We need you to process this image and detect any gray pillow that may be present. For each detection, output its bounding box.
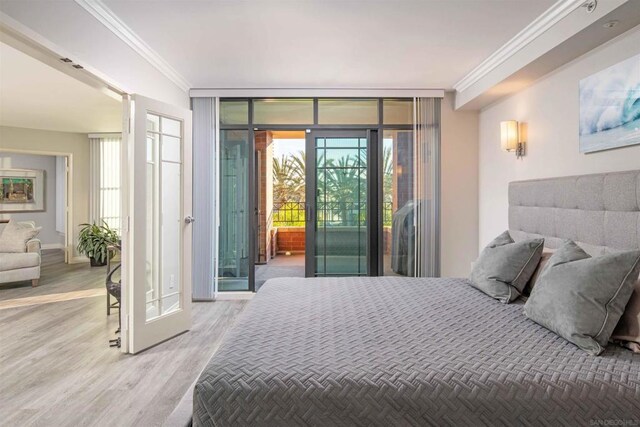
[469,231,544,303]
[524,240,640,356]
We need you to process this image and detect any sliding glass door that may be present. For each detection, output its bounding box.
[218,130,250,291]
[382,129,415,276]
[306,130,375,277]
[214,97,439,291]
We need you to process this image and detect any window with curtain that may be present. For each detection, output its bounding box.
[90,135,122,234]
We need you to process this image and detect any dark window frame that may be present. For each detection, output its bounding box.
[218,98,414,291]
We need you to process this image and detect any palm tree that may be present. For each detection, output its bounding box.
[288,151,305,201]
[272,151,307,225]
[289,151,305,180]
[273,155,296,206]
[324,152,366,225]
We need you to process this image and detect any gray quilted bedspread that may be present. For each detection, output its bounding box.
[193,277,640,426]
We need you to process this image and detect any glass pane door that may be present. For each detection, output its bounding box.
[218,130,250,291]
[145,114,183,319]
[306,131,368,276]
[382,129,415,276]
[126,94,192,354]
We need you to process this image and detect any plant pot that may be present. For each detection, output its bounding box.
[90,257,107,267]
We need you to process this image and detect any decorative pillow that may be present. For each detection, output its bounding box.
[0,220,41,253]
[469,231,544,303]
[611,276,640,353]
[523,249,555,296]
[524,241,640,356]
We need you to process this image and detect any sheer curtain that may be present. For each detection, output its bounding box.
[191,97,218,300]
[89,135,122,233]
[413,97,441,277]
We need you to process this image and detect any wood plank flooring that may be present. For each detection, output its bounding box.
[0,250,247,426]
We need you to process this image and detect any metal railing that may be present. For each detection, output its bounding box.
[273,202,306,226]
[272,201,394,227]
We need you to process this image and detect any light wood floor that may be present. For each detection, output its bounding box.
[0,250,247,426]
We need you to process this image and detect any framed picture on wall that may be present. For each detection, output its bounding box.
[579,53,640,153]
[0,169,45,213]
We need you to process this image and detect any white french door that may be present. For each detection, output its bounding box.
[122,94,193,354]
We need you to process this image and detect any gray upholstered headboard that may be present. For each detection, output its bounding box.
[509,170,640,256]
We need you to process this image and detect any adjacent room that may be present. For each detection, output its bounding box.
[0,36,131,414]
[1,0,639,426]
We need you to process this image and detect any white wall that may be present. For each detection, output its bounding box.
[0,1,189,108]
[0,153,64,247]
[1,126,90,259]
[478,25,640,249]
[441,94,479,277]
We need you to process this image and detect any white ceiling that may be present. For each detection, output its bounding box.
[103,0,556,90]
[0,42,122,133]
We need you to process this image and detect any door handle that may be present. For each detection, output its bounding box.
[305,204,312,222]
[185,216,195,224]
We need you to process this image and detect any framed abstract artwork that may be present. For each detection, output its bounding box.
[0,169,45,213]
[579,53,640,153]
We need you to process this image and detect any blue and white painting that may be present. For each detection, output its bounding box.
[579,54,640,153]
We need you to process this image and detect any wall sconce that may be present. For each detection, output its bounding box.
[500,120,526,158]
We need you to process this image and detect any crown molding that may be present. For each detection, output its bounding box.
[190,88,445,98]
[453,0,584,93]
[75,0,191,92]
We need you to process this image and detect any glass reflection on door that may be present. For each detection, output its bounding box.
[382,129,415,276]
[145,113,183,320]
[315,136,367,276]
[218,130,250,291]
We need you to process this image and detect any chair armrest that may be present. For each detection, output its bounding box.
[26,238,41,256]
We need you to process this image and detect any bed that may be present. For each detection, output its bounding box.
[194,170,640,425]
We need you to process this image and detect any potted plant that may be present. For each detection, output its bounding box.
[77,221,120,267]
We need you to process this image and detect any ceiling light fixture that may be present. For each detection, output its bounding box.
[603,20,619,29]
[60,58,73,63]
[583,0,597,14]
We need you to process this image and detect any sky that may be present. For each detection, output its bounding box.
[273,138,305,159]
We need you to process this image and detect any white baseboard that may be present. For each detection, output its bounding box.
[214,291,254,301]
[41,243,65,250]
[70,256,90,264]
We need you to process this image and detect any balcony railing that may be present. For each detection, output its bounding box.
[272,201,394,227]
[273,202,306,226]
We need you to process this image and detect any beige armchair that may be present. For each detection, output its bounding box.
[0,221,42,287]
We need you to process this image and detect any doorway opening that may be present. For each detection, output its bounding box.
[0,34,125,351]
[0,150,71,264]
[254,130,306,290]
